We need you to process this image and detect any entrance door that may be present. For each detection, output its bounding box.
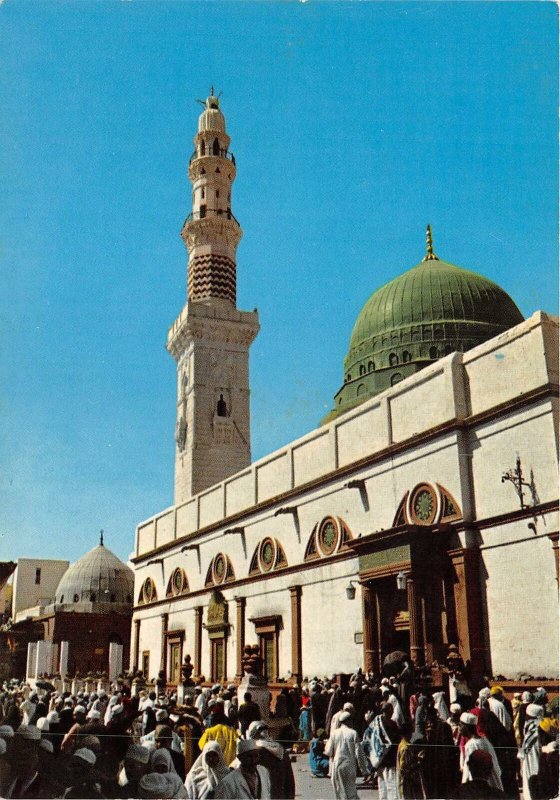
[169,641,182,685]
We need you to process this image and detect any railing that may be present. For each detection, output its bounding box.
[184,209,240,226]
[189,148,236,165]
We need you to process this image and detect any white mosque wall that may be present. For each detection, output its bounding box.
[12,558,69,621]
[479,511,559,677]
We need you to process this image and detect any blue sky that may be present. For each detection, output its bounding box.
[0,1,557,564]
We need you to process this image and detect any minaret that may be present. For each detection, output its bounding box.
[167,91,259,503]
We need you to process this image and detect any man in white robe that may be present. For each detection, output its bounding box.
[215,739,271,799]
[487,687,512,731]
[325,711,368,800]
[459,712,503,791]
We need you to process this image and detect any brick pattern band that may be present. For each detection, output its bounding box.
[188,253,236,305]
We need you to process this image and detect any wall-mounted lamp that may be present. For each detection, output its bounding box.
[396,571,407,591]
[346,580,360,600]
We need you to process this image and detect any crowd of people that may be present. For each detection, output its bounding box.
[0,667,557,800]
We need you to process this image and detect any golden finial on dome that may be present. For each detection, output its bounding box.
[422,224,439,261]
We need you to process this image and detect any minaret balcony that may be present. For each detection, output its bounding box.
[184,209,240,226]
[189,149,236,165]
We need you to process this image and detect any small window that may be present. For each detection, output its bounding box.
[391,372,404,386]
[199,205,206,218]
[60,595,64,604]
[90,593,96,602]
[215,167,221,174]
[389,353,399,367]
[217,394,227,417]
[201,188,205,199]
[110,594,116,603]
[215,190,220,199]
[200,140,205,155]
[429,346,438,359]
[346,373,351,382]
[213,138,220,155]
[402,350,411,363]
[359,365,366,376]
[35,568,41,585]
[73,594,79,603]
[368,361,374,372]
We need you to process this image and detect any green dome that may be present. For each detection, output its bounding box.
[350,257,523,349]
[323,234,523,424]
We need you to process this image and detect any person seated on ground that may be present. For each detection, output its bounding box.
[215,739,271,799]
[309,728,329,778]
[451,749,507,798]
[185,741,230,800]
[246,720,295,799]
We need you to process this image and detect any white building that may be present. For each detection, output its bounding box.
[12,559,69,623]
[130,94,559,687]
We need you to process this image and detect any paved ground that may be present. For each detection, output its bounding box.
[292,754,379,800]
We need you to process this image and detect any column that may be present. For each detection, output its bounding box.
[548,533,559,586]
[160,613,169,674]
[133,619,141,671]
[361,584,378,674]
[109,642,123,681]
[194,606,203,678]
[289,586,302,684]
[26,642,37,680]
[59,641,69,679]
[449,547,488,676]
[407,576,423,666]
[35,640,48,677]
[235,597,246,680]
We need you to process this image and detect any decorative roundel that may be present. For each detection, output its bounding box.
[259,537,276,573]
[318,517,339,556]
[213,553,227,584]
[409,483,438,525]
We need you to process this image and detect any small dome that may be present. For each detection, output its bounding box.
[55,539,133,607]
[198,94,226,134]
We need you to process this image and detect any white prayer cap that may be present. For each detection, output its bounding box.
[74,705,87,716]
[16,724,41,740]
[111,704,124,717]
[155,709,168,722]
[0,725,14,738]
[0,739,6,756]
[138,773,178,799]
[46,711,60,724]
[98,689,106,697]
[381,678,390,686]
[339,711,351,723]
[248,720,268,738]
[237,738,259,755]
[36,717,49,732]
[460,712,478,726]
[39,739,54,754]
[343,702,354,711]
[478,687,491,699]
[126,743,150,764]
[450,703,462,713]
[526,704,545,719]
[87,709,101,720]
[74,747,96,766]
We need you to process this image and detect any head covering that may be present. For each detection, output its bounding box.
[185,741,230,799]
[248,720,268,738]
[0,725,14,739]
[522,691,533,703]
[74,705,87,716]
[478,687,491,701]
[155,709,168,722]
[526,703,545,719]
[450,703,461,714]
[126,743,151,764]
[343,702,354,711]
[237,738,258,755]
[460,712,478,726]
[87,709,101,720]
[16,724,41,740]
[490,685,503,696]
[46,711,59,724]
[150,747,177,775]
[339,711,351,723]
[139,772,188,799]
[74,747,96,766]
[36,717,49,732]
[39,739,54,754]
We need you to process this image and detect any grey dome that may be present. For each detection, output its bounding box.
[55,541,133,607]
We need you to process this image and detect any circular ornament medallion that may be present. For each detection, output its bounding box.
[410,484,437,525]
[213,554,226,583]
[259,538,276,572]
[318,518,339,556]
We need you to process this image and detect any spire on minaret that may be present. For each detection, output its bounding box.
[422,224,439,261]
[99,529,104,547]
